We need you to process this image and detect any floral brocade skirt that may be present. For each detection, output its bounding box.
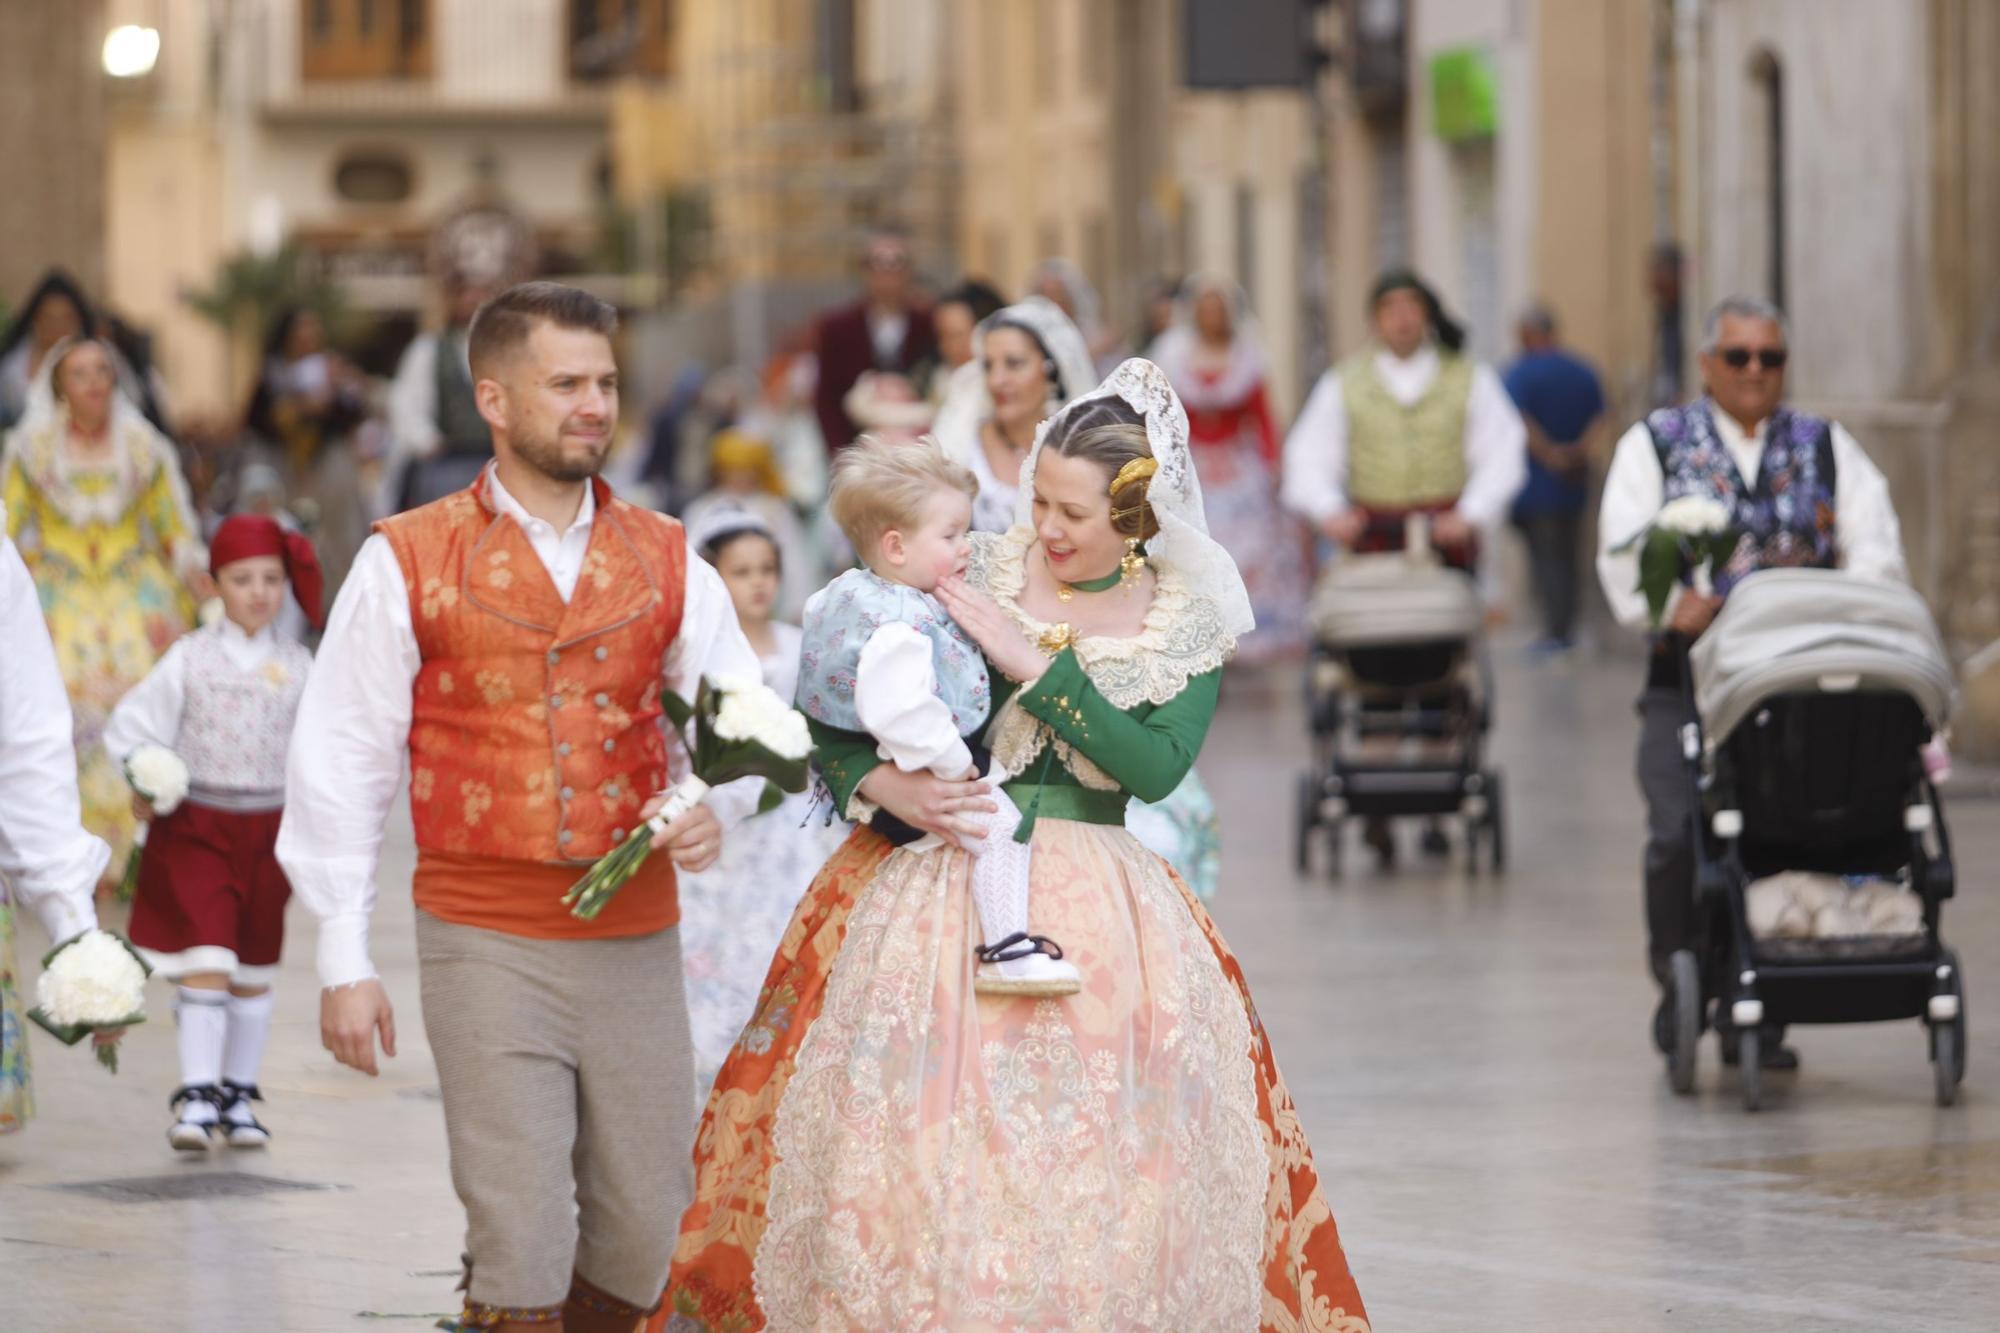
[1,889,33,1133]
[657,822,1368,1332]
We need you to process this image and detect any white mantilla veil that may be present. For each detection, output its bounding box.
[932,295,1097,469]
[1013,357,1256,642]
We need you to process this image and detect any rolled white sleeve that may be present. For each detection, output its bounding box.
[102,638,189,769]
[0,534,107,943]
[1830,424,1909,584]
[1595,421,1669,630]
[387,334,443,461]
[664,555,767,830]
[1453,364,1530,530]
[1281,369,1350,525]
[276,536,419,988]
[854,623,975,778]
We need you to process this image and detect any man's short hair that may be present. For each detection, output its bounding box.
[826,434,976,556]
[1701,296,1789,352]
[468,281,618,379]
[1518,303,1558,338]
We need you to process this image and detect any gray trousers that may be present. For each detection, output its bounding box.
[416,910,695,1311]
[1636,687,1697,986]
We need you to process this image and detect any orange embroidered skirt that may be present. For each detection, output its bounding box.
[657,822,1369,1332]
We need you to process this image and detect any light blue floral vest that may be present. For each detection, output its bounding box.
[796,569,991,737]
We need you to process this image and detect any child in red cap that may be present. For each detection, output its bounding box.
[103,515,321,1151]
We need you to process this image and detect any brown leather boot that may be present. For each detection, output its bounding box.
[561,1271,659,1333]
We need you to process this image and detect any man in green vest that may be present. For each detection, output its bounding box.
[1283,270,1526,863]
[1284,269,1526,561]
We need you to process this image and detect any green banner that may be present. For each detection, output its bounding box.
[1430,46,1499,141]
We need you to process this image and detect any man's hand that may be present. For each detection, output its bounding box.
[321,978,396,1077]
[1321,508,1369,549]
[1431,510,1475,549]
[646,798,722,872]
[1667,591,1724,639]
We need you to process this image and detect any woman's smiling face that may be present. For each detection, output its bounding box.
[1031,450,1122,584]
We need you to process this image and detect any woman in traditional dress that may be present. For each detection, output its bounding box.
[2,337,208,885]
[674,506,848,1103]
[1150,274,1310,662]
[938,300,1223,897]
[658,360,1368,1333]
[0,272,93,431]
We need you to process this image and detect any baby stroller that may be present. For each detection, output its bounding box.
[1293,517,1504,876]
[1662,569,1962,1110]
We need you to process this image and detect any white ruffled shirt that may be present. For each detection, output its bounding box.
[1280,344,1528,530]
[1594,407,1909,630]
[276,466,764,988]
[0,518,107,943]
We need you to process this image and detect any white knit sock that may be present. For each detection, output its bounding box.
[222,991,275,1089]
[175,989,229,1120]
[969,801,1035,953]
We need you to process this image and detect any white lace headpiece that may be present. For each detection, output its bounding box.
[1012,357,1256,641]
[932,296,1096,470]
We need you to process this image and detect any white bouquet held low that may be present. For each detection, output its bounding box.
[1619,494,1740,628]
[562,676,813,921]
[29,929,152,1073]
[119,744,190,899]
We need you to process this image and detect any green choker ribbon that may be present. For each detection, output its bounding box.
[1055,567,1123,601]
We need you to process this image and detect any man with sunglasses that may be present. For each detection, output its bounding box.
[1596,295,1907,1071]
[812,228,938,452]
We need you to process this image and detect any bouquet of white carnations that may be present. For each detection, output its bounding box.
[1620,494,1739,628]
[29,929,152,1073]
[562,676,813,921]
[119,744,191,901]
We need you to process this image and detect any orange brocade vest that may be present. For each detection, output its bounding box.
[375,478,687,940]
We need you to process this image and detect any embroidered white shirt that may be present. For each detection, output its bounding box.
[276,466,763,988]
[1594,408,1909,630]
[102,619,301,776]
[0,521,107,943]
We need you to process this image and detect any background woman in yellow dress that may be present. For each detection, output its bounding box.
[2,336,209,888]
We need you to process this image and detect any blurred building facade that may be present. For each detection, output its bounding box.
[0,0,110,303]
[95,0,635,412]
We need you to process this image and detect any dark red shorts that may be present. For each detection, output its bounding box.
[128,802,290,971]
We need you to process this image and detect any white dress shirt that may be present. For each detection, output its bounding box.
[277,467,765,988]
[102,618,288,766]
[1280,344,1529,530]
[1594,405,1910,630]
[0,520,107,943]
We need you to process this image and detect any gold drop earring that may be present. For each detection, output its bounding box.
[1119,537,1146,590]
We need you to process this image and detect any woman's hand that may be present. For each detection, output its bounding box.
[936,577,1047,684]
[857,764,996,851]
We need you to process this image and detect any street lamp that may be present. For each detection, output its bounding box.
[102,25,162,79]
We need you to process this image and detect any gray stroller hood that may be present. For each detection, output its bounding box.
[1308,552,1484,648]
[1690,569,1956,745]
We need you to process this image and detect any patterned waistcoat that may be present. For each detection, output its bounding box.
[1339,351,1474,510]
[375,478,688,864]
[177,625,312,802]
[1645,399,1838,596]
[797,568,990,737]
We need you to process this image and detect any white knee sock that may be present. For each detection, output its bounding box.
[175,988,229,1115]
[222,991,275,1089]
[969,800,1036,952]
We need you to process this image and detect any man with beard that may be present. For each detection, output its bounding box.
[277,283,763,1332]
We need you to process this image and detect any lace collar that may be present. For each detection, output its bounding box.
[966,527,1235,709]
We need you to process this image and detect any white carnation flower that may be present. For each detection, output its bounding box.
[126,744,191,815]
[36,930,148,1027]
[1655,495,1732,536]
[709,679,812,759]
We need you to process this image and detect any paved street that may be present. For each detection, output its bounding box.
[5,634,1998,1331]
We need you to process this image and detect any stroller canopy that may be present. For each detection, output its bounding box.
[1691,569,1955,744]
[1308,552,1484,648]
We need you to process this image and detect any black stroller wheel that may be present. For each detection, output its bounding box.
[1935,1024,1962,1108]
[1667,949,1700,1095]
[1738,1028,1763,1112]
[1486,772,1506,873]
